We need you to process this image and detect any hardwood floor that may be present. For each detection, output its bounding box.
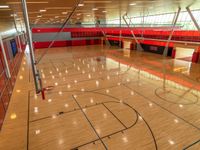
[0,45,200,150]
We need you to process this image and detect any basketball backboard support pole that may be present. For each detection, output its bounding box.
[186,7,200,31]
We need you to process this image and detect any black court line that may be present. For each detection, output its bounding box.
[27,91,30,150]
[29,103,100,123]
[123,83,200,131]
[72,95,108,150]
[183,139,200,150]
[102,103,127,129]
[71,101,157,150]
[155,87,199,105]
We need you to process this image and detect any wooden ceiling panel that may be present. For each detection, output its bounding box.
[0,0,200,25]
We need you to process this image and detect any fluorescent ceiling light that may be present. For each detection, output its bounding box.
[62,12,68,15]
[7,1,48,4]
[10,14,17,17]
[0,5,9,8]
[92,8,98,11]
[84,1,112,4]
[78,4,84,6]
[40,9,46,12]
[37,15,42,18]
[102,11,107,13]
[129,3,136,6]
[46,7,71,9]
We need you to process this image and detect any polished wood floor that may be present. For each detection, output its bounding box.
[0,45,200,150]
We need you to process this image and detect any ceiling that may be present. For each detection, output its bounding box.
[0,0,200,27]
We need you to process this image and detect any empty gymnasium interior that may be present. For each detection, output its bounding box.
[0,0,200,149]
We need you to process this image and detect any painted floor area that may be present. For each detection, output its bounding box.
[1,45,200,150]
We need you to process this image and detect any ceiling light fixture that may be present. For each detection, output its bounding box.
[129,3,136,6]
[40,9,46,12]
[62,12,68,15]
[0,5,9,8]
[92,8,98,11]
[78,4,84,6]
[7,1,49,4]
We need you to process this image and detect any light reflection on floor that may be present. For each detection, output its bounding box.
[27,45,200,150]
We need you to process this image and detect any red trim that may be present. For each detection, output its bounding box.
[192,52,199,63]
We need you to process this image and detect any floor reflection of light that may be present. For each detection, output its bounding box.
[138,115,143,121]
[50,71,52,74]
[52,75,55,79]
[106,89,110,93]
[107,76,110,80]
[103,113,107,118]
[73,120,77,125]
[93,68,96,72]
[90,98,94,103]
[88,74,91,79]
[19,75,23,80]
[64,104,69,108]
[59,91,63,95]
[58,139,64,145]
[34,107,39,113]
[59,73,62,76]
[10,113,17,120]
[74,95,77,98]
[81,88,85,92]
[174,119,179,123]
[82,70,85,74]
[35,130,41,135]
[52,114,57,119]
[117,82,121,86]
[74,80,77,84]
[48,99,52,103]
[96,128,101,135]
[149,103,153,107]
[168,139,175,145]
[55,82,58,86]
[83,108,86,112]
[56,68,59,72]
[122,136,128,143]
[179,104,183,108]
[96,80,99,87]
[67,84,71,89]
[126,79,130,82]
[16,89,21,93]
[131,91,134,95]
[65,70,68,74]
[22,67,25,71]
[42,74,45,78]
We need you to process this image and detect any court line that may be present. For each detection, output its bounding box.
[183,139,200,150]
[123,83,200,131]
[27,91,30,150]
[72,95,108,150]
[155,87,199,105]
[102,103,127,129]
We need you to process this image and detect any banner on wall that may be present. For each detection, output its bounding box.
[10,39,18,57]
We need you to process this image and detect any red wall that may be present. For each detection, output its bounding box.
[0,35,26,129]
